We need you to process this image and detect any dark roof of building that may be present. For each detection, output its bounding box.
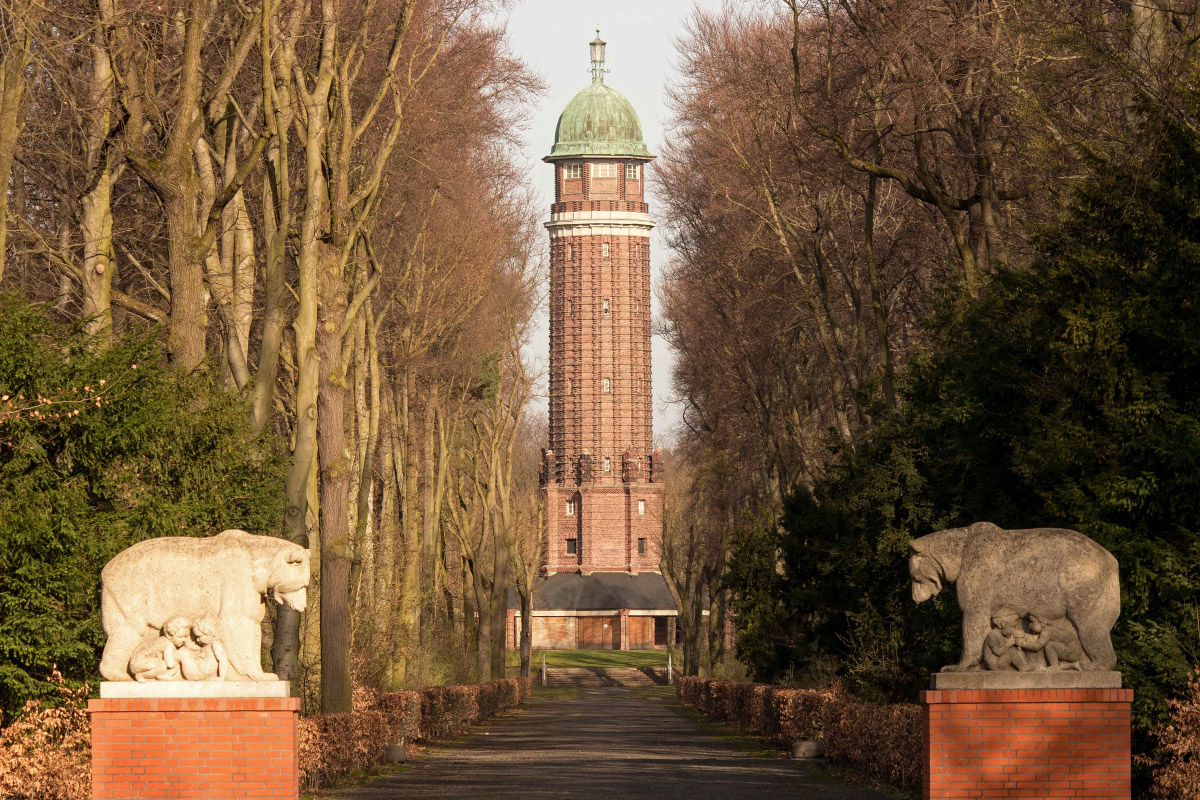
[507,572,676,611]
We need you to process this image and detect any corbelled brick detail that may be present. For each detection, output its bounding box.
[922,688,1132,800]
[89,696,300,800]
[543,156,662,577]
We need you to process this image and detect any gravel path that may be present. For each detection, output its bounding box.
[335,688,894,799]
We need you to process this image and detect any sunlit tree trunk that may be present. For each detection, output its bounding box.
[316,240,353,713]
[0,0,39,285]
[79,0,116,345]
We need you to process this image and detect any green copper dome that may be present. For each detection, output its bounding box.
[546,34,652,161]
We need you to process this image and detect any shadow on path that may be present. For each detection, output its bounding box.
[335,688,893,799]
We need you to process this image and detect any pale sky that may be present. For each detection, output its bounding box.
[502,0,724,444]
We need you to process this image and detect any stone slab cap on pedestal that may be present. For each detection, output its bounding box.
[99,680,293,698]
[930,670,1122,690]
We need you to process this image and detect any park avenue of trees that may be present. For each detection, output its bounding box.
[3,0,1200,793]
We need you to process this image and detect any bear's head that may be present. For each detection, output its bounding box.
[267,541,310,612]
[909,538,944,604]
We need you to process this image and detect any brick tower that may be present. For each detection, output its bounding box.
[540,32,664,578]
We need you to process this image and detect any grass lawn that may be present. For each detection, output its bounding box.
[529,685,582,701]
[505,649,671,668]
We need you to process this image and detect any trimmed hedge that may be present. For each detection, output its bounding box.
[0,676,530,797]
[0,675,90,800]
[675,677,921,793]
[299,677,530,791]
[298,709,390,791]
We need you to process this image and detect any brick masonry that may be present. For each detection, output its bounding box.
[922,688,1132,800]
[89,696,300,800]
[542,156,664,579]
[507,612,672,650]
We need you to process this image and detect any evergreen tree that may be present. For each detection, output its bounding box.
[0,297,287,717]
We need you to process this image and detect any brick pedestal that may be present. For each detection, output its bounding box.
[89,695,300,799]
[922,688,1131,799]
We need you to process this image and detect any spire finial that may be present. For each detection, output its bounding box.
[589,28,607,83]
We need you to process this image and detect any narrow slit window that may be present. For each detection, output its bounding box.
[565,500,576,516]
[602,242,610,258]
[638,499,645,515]
[603,377,611,393]
[566,243,573,259]
[603,457,611,473]
[566,538,577,554]
[566,378,573,393]
[566,299,573,314]
[637,537,646,555]
[602,298,611,315]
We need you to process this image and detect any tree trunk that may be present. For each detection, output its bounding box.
[490,525,509,680]
[395,372,422,683]
[518,586,532,678]
[472,557,491,681]
[863,173,895,409]
[80,168,115,343]
[162,168,207,368]
[79,1,116,344]
[350,297,379,623]
[272,403,316,684]
[0,0,37,286]
[376,395,397,623]
[316,242,352,714]
[273,5,332,683]
[420,391,437,647]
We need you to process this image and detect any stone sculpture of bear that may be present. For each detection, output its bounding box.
[908,522,1119,672]
[99,530,309,681]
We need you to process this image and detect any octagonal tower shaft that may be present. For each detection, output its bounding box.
[540,37,663,576]
[546,159,654,474]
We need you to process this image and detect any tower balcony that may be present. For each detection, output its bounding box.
[551,200,649,215]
